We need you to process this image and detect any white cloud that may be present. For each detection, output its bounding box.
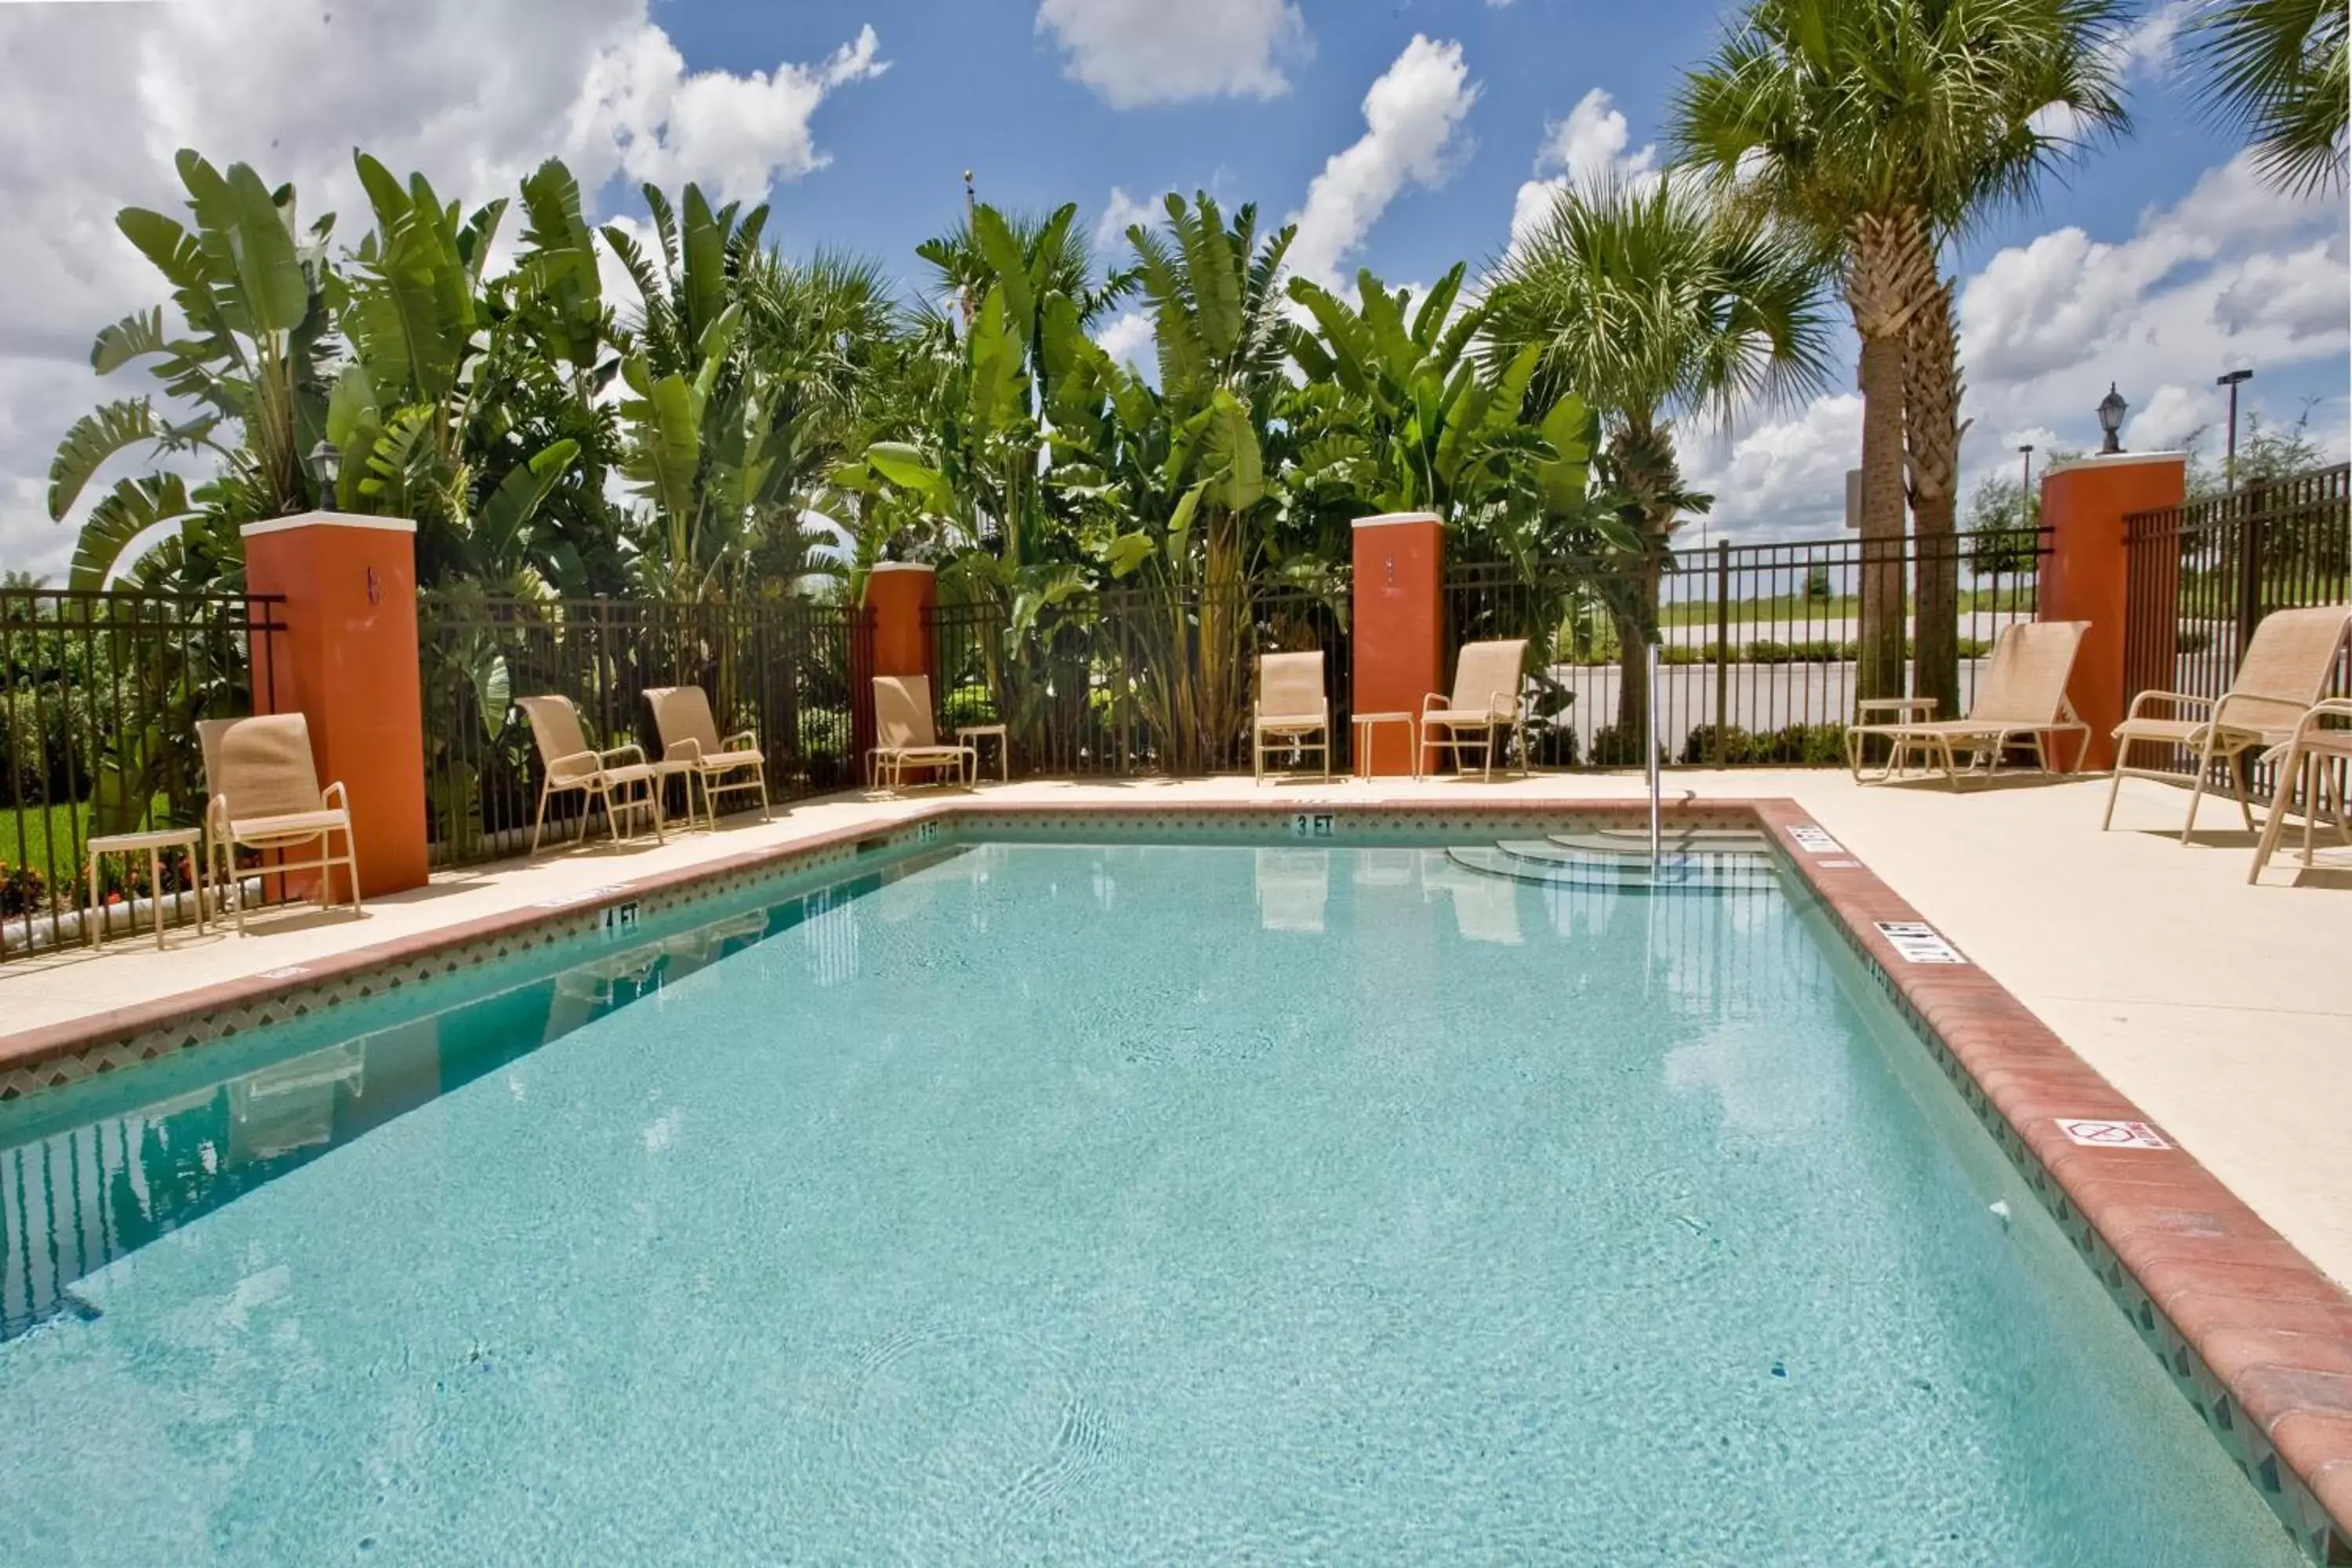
[2110,0,2198,79]
[1508,88,1659,251]
[1035,0,1306,110]
[1683,394,1864,541]
[1094,310,1154,373]
[2122,383,2216,452]
[1287,35,1481,289]
[1683,152,2350,541]
[1094,186,1161,251]
[572,24,888,205]
[1955,153,2347,441]
[0,1,887,577]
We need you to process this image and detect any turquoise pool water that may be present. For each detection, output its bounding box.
[0,841,2305,1564]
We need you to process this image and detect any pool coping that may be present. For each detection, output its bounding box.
[2,795,2347,1558]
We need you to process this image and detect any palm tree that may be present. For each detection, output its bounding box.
[2188,0,2348,195]
[1673,0,2127,713]
[1483,173,1831,739]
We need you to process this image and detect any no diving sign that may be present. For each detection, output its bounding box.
[2056,1118,2171,1151]
[1874,920,1967,964]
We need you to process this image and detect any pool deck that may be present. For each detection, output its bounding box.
[3,766,2350,1548]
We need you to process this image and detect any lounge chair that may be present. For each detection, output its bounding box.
[196,713,362,934]
[2248,699,2352,883]
[1421,638,1530,781]
[644,685,769,830]
[2104,604,2352,842]
[1845,620,2091,789]
[869,674,975,791]
[518,695,663,855]
[1252,652,1330,782]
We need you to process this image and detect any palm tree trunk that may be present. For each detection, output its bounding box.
[1844,212,1933,707]
[1608,415,1679,746]
[1904,273,1964,724]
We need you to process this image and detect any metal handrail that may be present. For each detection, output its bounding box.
[1646,638,1661,862]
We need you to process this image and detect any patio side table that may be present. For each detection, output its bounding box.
[88,826,205,951]
[1350,712,1419,780]
[956,724,1011,783]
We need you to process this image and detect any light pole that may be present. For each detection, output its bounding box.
[2216,368,2252,491]
[2096,384,2128,455]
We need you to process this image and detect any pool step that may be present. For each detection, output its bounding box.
[1542,826,1775,856]
[1448,842,1784,893]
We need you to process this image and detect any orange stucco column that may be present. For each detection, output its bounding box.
[2038,452,2186,771]
[858,564,935,782]
[240,511,428,898]
[866,563,937,681]
[1351,513,1445,775]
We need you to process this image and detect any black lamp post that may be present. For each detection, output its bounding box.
[2216,368,2252,491]
[2096,384,2127,455]
[309,439,340,506]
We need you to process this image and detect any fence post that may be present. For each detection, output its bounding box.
[2038,452,2187,771]
[1713,541,1730,767]
[2235,480,2269,656]
[1350,512,1445,776]
[240,511,428,898]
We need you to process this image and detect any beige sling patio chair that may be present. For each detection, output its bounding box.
[2105,603,2352,843]
[1845,620,2092,789]
[1420,638,1530,782]
[518,695,663,855]
[2247,699,2352,884]
[196,713,362,934]
[644,685,769,830]
[869,674,975,792]
[1252,652,1330,782]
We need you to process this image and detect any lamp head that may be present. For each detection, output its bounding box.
[2096,384,2127,454]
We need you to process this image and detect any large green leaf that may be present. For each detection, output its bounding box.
[177,151,310,336]
[112,210,227,347]
[49,399,158,519]
[1178,196,1242,359]
[90,308,171,376]
[517,159,604,367]
[619,356,703,528]
[70,472,193,591]
[972,206,1034,343]
[477,439,581,561]
[680,184,729,346]
[323,363,384,510]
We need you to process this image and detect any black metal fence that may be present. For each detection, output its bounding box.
[1446,530,2045,768]
[416,596,865,866]
[0,589,284,955]
[925,579,1353,777]
[2124,464,2350,716]
[2120,465,2350,803]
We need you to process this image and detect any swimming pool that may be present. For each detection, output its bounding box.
[0,837,2311,1563]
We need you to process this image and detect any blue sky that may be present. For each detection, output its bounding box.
[0,0,2343,573]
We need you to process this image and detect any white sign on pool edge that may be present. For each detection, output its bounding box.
[2056,1118,2171,1151]
[1290,813,1337,841]
[1874,920,1967,964]
[1788,824,1843,853]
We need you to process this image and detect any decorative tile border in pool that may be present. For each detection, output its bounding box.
[0,793,2344,1559]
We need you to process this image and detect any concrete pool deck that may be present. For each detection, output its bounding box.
[2,767,2346,1292]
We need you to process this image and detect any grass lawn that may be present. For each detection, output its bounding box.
[1659,585,2034,627]
[0,801,95,878]
[0,797,181,880]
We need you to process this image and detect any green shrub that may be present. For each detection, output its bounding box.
[1587,722,1664,767]
[1681,722,1847,766]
